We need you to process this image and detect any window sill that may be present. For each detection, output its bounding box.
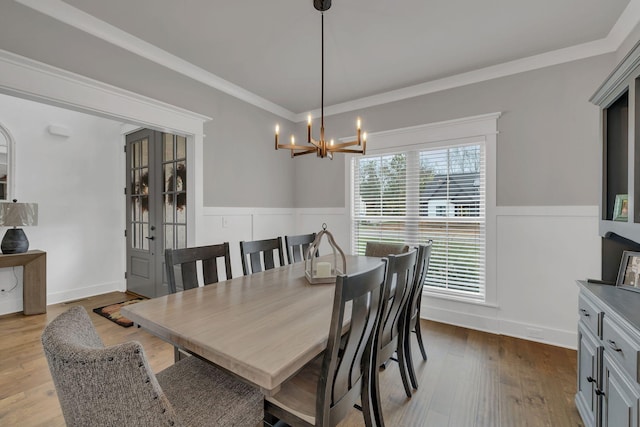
[422,290,499,309]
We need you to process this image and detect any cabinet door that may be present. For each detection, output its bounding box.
[577,324,601,427]
[602,353,640,427]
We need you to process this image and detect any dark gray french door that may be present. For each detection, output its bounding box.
[126,129,188,298]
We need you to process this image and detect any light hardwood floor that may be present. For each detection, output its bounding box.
[0,292,583,426]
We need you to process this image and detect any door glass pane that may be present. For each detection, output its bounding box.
[163,134,173,161]
[176,225,186,249]
[164,195,174,223]
[176,199,186,223]
[141,138,148,166]
[176,161,186,192]
[164,163,174,193]
[176,136,186,160]
[165,225,174,251]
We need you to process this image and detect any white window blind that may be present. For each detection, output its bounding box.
[352,142,486,299]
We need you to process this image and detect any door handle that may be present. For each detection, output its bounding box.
[145,236,155,241]
[607,339,622,352]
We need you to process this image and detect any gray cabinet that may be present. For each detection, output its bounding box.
[602,353,640,427]
[577,323,601,426]
[577,281,640,427]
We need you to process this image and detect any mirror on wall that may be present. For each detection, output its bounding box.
[0,124,12,201]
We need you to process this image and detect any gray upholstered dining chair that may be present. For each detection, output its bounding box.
[402,242,433,390]
[370,249,418,427]
[165,242,232,294]
[239,237,285,275]
[284,233,317,264]
[364,241,409,257]
[42,306,263,427]
[264,260,388,427]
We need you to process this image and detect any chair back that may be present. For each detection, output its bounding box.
[364,241,409,257]
[239,237,285,275]
[284,233,316,264]
[41,306,179,426]
[406,242,433,328]
[377,249,417,360]
[316,260,387,426]
[165,242,232,294]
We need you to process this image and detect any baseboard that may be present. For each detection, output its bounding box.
[47,280,125,305]
[423,306,577,350]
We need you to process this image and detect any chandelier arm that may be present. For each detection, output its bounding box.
[327,147,365,154]
[292,147,319,157]
[329,140,361,149]
[277,143,312,150]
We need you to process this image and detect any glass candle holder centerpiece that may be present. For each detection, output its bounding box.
[305,223,346,284]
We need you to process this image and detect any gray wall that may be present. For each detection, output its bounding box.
[294,54,615,207]
[0,1,627,209]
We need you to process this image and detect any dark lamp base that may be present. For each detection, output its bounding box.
[1,228,29,254]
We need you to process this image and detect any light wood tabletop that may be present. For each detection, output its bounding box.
[122,255,382,394]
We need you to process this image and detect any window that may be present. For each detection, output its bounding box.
[350,113,498,302]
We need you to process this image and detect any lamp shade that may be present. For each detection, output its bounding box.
[0,202,38,227]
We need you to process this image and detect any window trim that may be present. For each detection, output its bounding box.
[345,113,499,305]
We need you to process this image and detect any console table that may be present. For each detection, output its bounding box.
[0,250,46,315]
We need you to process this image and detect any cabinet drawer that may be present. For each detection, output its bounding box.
[579,294,602,338]
[602,317,640,383]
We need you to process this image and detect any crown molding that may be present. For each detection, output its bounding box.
[15,0,297,122]
[16,0,640,123]
[0,49,211,134]
[298,38,616,122]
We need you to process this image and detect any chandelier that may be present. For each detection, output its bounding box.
[274,0,366,159]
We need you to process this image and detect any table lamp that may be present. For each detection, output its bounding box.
[0,200,38,254]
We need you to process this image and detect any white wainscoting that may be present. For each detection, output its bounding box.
[421,205,600,349]
[201,207,347,278]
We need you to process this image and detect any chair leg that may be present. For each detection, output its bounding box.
[414,323,428,361]
[405,334,419,390]
[362,368,376,427]
[371,358,386,427]
[396,339,413,398]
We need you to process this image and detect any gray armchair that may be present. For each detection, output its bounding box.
[42,306,262,426]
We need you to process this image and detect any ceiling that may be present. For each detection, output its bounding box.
[8,0,640,119]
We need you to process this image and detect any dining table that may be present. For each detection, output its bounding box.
[121,254,383,395]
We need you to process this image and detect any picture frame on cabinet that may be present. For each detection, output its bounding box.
[613,194,628,221]
[616,250,640,291]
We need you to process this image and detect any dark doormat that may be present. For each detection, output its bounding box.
[92,298,145,328]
